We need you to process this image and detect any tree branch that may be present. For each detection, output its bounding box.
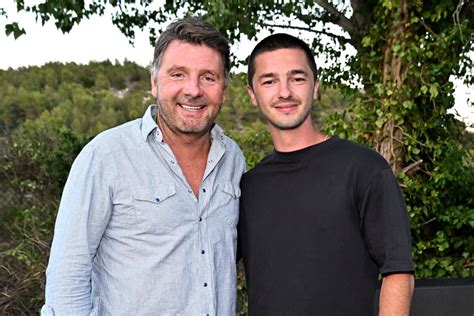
[401,159,423,175]
[262,22,351,44]
[314,0,356,35]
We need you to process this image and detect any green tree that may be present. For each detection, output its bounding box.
[94,72,111,90]
[0,122,86,313]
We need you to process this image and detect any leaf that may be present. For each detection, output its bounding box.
[375,118,385,128]
[5,22,26,39]
[429,84,439,99]
[420,85,428,94]
[402,100,414,109]
[361,36,372,47]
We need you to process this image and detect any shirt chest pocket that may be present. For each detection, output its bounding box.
[217,182,241,227]
[132,184,181,234]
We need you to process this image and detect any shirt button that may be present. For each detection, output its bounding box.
[202,188,206,193]
[203,283,208,287]
[155,198,160,202]
[199,217,202,222]
[170,160,175,164]
[201,250,205,254]
[187,189,192,193]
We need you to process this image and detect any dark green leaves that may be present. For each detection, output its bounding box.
[5,22,25,38]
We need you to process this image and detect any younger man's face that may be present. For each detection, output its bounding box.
[247,48,319,131]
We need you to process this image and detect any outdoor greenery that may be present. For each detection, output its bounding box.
[1,0,473,315]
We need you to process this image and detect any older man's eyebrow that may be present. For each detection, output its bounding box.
[165,65,187,73]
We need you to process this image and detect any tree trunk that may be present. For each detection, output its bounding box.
[375,0,410,173]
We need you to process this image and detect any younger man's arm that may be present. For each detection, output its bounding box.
[379,273,414,316]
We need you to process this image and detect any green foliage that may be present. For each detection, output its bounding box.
[228,120,273,169]
[0,123,85,313]
[218,73,259,131]
[323,1,474,278]
[5,22,25,38]
[0,61,151,135]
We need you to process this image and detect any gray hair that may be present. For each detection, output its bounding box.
[150,17,230,85]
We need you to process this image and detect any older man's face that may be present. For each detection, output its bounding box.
[151,40,226,136]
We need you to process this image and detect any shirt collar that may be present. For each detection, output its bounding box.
[141,104,159,141]
[210,123,226,148]
[141,104,226,148]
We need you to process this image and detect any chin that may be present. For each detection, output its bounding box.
[177,123,213,134]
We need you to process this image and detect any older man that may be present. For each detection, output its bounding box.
[42,17,245,315]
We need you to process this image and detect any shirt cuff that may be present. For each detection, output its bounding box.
[41,305,55,316]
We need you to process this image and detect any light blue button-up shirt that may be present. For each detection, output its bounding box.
[42,105,246,316]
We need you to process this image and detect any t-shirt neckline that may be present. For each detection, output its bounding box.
[272,135,340,160]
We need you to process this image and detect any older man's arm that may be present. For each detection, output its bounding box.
[43,145,112,316]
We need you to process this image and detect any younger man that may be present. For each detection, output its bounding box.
[239,33,414,315]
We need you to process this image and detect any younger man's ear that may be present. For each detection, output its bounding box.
[246,85,258,107]
[313,79,321,100]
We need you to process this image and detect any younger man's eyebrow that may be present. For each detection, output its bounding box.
[257,72,278,80]
[288,69,309,76]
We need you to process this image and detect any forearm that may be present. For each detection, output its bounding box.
[379,273,414,316]
[44,257,93,315]
[44,204,96,315]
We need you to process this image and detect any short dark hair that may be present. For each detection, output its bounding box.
[247,33,318,88]
[151,17,230,84]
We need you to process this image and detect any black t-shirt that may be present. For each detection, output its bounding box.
[238,136,414,316]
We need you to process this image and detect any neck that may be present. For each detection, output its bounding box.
[269,118,327,152]
[156,115,212,197]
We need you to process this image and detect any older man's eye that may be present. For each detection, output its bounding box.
[202,75,216,83]
[171,72,185,78]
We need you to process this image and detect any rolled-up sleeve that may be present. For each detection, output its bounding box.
[43,144,112,315]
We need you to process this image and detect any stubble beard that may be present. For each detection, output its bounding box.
[265,103,312,131]
[157,98,220,136]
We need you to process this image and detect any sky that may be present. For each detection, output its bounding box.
[0,3,472,129]
[0,2,255,71]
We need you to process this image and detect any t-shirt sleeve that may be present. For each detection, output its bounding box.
[359,167,415,275]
